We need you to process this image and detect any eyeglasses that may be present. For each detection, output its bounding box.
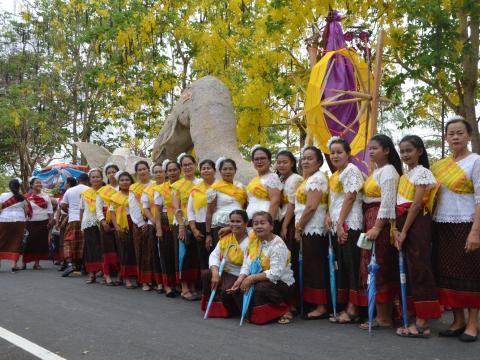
[253,157,268,162]
[182,163,195,168]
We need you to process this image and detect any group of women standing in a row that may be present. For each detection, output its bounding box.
[0,117,478,341]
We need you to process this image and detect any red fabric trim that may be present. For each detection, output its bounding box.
[395,203,411,217]
[438,288,480,309]
[162,274,177,287]
[102,262,119,275]
[120,265,138,278]
[22,253,49,263]
[0,252,20,261]
[25,193,48,209]
[139,271,162,284]
[102,253,119,265]
[304,287,328,305]
[176,269,199,283]
[85,262,103,273]
[249,303,289,325]
[201,295,230,318]
[358,287,399,306]
[154,274,163,285]
[338,289,360,306]
[413,300,442,319]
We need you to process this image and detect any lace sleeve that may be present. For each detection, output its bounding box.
[285,174,303,203]
[206,188,217,203]
[264,240,289,284]
[411,166,436,187]
[472,156,480,204]
[305,171,328,193]
[378,177,398,219]
[340,164,363,193]
[263,173,283,190]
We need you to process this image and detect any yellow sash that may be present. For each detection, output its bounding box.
[281,192,289,205]
[97,185,117,223]
[295,179,328,205]
[211,180,247,207]
[247,231,290,271]
[246,176,270,200]
[130,182,149,215]
[143,184,157,218]
[218,233,244,269]
[431,156,474,194]
[191,181,210,214]
[154,182,175,224]
[171,178,196,221]
[81,188,97,214]
[110,191,130,230]
[328,171,344,194]
[364,174,381,198]
[398,175,439,214]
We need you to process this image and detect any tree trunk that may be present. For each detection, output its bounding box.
[459,9,480,153]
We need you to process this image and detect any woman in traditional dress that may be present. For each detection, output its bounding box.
[201,209,249,317]
[23,177,54,269]
[141,163,166,292]
[228,211,294,324]
[110,171,137,289]
[0,179,28,272]
[393,135,441,338]
[80,169,104,283]
[96,164,120,286]
[431,117,480,342]
[246,146,282,231]
[205,158,247,252]
[154,160,181,298]
[129,160,153,291]
[294,146,330,320]
[172,154,201,300]
[188,159,216,273]
[325,137,364,324]
[359,134,401,330]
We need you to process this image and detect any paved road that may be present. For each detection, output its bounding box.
[0,261,478,360]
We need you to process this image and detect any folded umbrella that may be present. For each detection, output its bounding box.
[367,243,380,334]
[178,239,186,280]
[328,232,337,319]
[204,244,237,319]
[239,255,262,326]
[398,250,408,329]
[298,236,304,317]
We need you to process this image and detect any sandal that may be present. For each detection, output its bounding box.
[125,284,137,289]
[303,312,329,320]
[396,325,430,338]
[181,291,197,301]
[359,319,393,330]
[278,313,293,324]
[142,285,152,291]
[165,290,177,298]
[85,277,96,284]
[329,311,360,324]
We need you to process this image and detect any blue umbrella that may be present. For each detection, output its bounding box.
[367,243,380,334]
[298,236,304,317]
[204,244,237,319]
[328,232,337,319]
[398,250,408,329]
[178,239,186,280]
[239,255,262,326]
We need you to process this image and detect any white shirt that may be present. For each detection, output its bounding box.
[28,193,53,222]
[279,173,303,220]
[172,178,201,226]
[0,192,26,222]
[129,192,146,227]
[240,234,294,286]
[294,170,329,235]
[329,163,364,232]
[61,184,89,222]
[397,165,436,205]
[246,173,283,220]
[96,186,119,222]
[141,191,157,225]
[80,197,98,230]
[209,235,249,276]
[434,153,480,223]
[206,181,245,227]
[363,164,399,220]
[187,194,207,223]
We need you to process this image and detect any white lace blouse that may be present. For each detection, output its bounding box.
[294,170,329,235]
[397,165,436,205]
[329,163,364,232]
[28,193,53,222]
[363,164,399,220]
[80,198,98,231]
[209,235,249,276]
[279,173,303,220]
[433,153,480,223]
[240,234,294,286]
[206,181,245,227]
[246,173,283,220]
[0,192,26,222]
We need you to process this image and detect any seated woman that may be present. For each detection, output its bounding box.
[201,210,249,318]
[228,211,295,325]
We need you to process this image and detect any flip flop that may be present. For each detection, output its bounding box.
[278,314,293,324]
[329,312,360,324]
[359,319,393,330]
[396,326,430,339]
[303,312,329,320]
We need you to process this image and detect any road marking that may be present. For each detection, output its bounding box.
[0,326,66,360]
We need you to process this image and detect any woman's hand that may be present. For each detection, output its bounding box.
[227,279,242,294]
[324,213,332,232]
[240,276,254,292]
[178,225,186,241]
[366,226,381,241]
[193,228,204,241]
[211,269,220,289]
[205,235,213,250]
[218,226,231,238]
[336,223,347,244]
[394,230,406,250]
[156,228,163,240]
[465,230,480,253]
[294,229,302,243]
[280,225,288,241]
[101,221,111,233]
